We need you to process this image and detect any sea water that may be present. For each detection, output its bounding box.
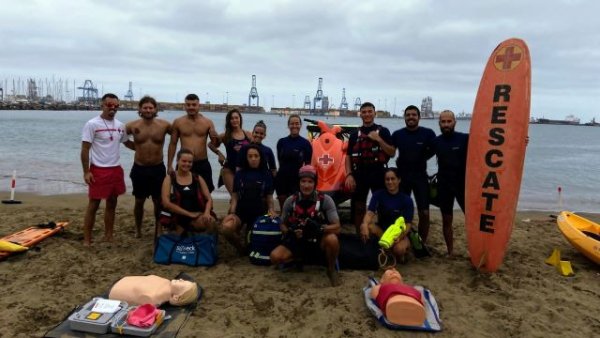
[0,110,598,212]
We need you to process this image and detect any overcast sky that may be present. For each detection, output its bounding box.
[1,0,598,119]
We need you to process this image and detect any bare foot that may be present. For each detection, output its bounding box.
[327,269,341,287]
[101,236,114,243]
[83,240,92,247]
[135,231,142,239]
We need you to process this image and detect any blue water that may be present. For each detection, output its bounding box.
[0,110,599,212]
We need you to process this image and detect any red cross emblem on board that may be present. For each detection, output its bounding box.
[318,154,334,166]
[494,46,522,71]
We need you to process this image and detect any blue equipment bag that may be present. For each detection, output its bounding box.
[154,233,218,267]
[247,215,282,265]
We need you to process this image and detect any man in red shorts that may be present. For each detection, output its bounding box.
[80,93,134,246]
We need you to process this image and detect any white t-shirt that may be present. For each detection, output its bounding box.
[82,115,128,167]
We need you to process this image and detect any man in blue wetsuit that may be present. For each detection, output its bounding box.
[391,105,436,243]
[430,110,468,256]
[344,102,395,233]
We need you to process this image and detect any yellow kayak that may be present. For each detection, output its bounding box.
[556,211,600,264]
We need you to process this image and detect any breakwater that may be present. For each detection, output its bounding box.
[0,100,264,113]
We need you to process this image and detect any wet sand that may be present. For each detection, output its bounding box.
[0,193,598,338]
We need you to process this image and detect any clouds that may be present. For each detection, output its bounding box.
[0,0,598,119]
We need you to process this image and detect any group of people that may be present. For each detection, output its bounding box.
[346,103,468,257]
[80,93,469,287]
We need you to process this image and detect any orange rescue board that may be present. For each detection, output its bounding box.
[465,38,531,272]
[0,222,69,260]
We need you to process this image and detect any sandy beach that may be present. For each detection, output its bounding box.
[0,193,598,338]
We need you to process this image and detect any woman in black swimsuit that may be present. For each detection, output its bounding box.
[214,109,253,196]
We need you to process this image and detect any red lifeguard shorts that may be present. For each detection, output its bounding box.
[89,165,126,200]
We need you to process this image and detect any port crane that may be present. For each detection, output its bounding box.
[339,88,348,111]
[77,80,99,105]
[248,75,259,107]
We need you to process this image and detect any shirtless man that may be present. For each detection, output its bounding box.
[126,96,171,238]
[167,94,219,192]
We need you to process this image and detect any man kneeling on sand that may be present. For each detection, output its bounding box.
[270,165,341,286]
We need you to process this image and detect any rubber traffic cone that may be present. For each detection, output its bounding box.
[557,261,574,276]
[545,248,561,266]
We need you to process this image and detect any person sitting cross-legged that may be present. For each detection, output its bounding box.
[220,144,275,254]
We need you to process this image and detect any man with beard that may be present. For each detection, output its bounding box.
[81,93,134,246]
[430,110,469,256]
[126,96,171,238]
[167,94,219,192]
[270,165,341,286]
[391,105,436,243]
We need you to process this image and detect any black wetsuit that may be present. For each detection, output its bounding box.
[430,131,469,214]
[275,135,312,196]
[234,168,274,226]
[391,126,436,210]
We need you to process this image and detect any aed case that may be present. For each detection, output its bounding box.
[68,297,127,334]
[111,308,166,337]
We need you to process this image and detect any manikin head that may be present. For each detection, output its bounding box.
[380,268,404,284]
[169,279,198,306]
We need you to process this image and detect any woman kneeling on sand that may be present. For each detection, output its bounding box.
[221,144,275,254]
[160,148,215,235]
[360,168,413,261]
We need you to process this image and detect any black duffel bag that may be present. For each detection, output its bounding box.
[337,233,380,270]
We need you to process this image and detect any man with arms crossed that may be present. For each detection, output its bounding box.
[167,94,219,192]
[126,96,171,238]
[81,93,134,246]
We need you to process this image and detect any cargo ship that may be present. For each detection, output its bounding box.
[584,118,600,127]
[530,114,581,125]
